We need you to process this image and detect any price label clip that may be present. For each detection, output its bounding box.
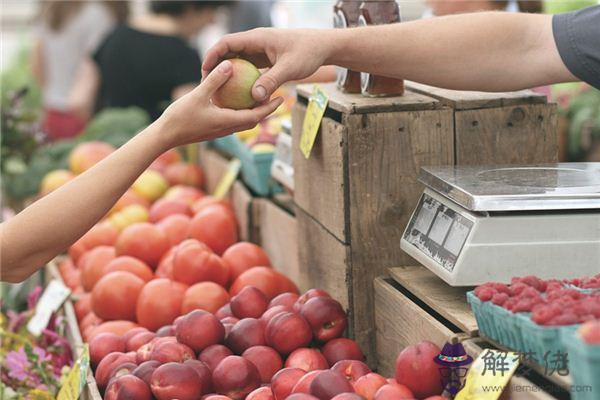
[300,85,329,159]
[213,158,241,199]
[57,345,90,400]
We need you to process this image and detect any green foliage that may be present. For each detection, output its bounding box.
[565,88,600,160]
[79,106,150,147]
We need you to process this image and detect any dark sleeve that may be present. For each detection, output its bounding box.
[171,47,202,87]
[552,5,600,90]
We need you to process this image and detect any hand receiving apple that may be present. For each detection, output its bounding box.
[202,28,333,103]
[156,60,283,148]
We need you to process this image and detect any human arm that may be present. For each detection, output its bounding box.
[0,60,283,283]
[30,39,44,87]
[203,11,576,101]
[69,57,100,120]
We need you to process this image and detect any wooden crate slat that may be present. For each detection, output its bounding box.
[292,105,349,242]
[455,104,559,165]
[406,81,547,110]
[388,266,478,336]
[296,82,440,114]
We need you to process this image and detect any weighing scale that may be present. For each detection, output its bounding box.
[400,163,600,286]
[271,119,294,192]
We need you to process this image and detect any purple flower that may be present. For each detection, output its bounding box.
[5,349,30,381]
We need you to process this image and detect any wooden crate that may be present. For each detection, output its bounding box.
[292,82,558,364]
[253,197,304,291]
[198,144,256,242]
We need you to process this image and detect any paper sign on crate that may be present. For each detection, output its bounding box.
[213,158,241,199]
[27,280,71,336]
[300,85,329,159]
[57,345,90,400]
[455,349,519,400]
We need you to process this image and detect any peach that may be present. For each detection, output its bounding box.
[189,206,238,255]
[231,286,269,319]
[164,162,204,187]
[105,374,152,400]
[204,396,233,400]
[242,345,283,383]
[212,356,261,399]
[133,170,169,201]
[104,256,154,283]
[184,359,214,395]
[91,271,144,321]
[40,169,74,196]
[151,362,203,400]
[579,320,600,344]
[116,223,170,268]
[294,290,331,313]
[136,278,187,331]
[395,341,442,398]
[164,185,205,205]
[291,370,323,394]
[132,360,161,385]
[69,141,115,174]
[95,351,136,391]
[122,327,149,343]
[89,333,125,368]
[247,386,274,400]
[192,196,234,217]
[150,339,195,363]
[81,245,116,291]
[109,204,149,231]
[155,148,182,165]
[226,318,266,354]
[423,397,449,400]
[106,362,138,383]
[300,297,347,342]
[260,305,292,324]
[322,339,364,366]
[88,321,141,342]
[286,395,319,400]
[265,312,312,355]
[216,303,234,319]
[271,368,306,400]
[331,395,363,400]
[149,198,192,223]
[331,360,371,385]
[222,242,272,281]
[221,316,240,325]
[157,214,191,246]
[175,310,226,352]
[173,242,229,286]
[212,59,261,110]
[126,331,156,352]
[74,293,92,321]
[354,373,387,400]
[373,384,414,400]
[155,325,174,337]
[199,344,234,371]
[182,281,230,315]
[309,370,354,400]
[285,348,329,372]
[111,189,151,214]
[269,293,300,309]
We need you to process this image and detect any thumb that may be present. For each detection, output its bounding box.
[197,60,233,96]
[252,59,294,102]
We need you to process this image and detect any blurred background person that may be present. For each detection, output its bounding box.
[31,0,127,140]
[424,0,542,17]
[229,0,274,33]
[71,0,231,122]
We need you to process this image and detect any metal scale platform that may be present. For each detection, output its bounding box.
[400,163,600,286]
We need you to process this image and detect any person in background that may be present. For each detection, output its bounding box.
[424,0,542,17]
[31,0,127,140]
[70,0,230,121]
[228,0,273,33]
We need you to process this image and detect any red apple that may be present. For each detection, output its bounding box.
[242,345,283,383]
[246,386,275,400]
[395,341,442,399]
[226,318,267,354]
[354,373,387,400]
[175,310,226,352]
[230,286,269,319]
[291,370,323,394]
[373,384,414,400]
[309,370,354,400]
[132,360,161,386]
[151,362,203,400]
[269,293,300,309]
[199,344,234,371]
[285,348,329,372]
[294,289,331,313]
[300,297,347,342]
[322,338,364,366]
[271,368,306,400]
[212,356,261,400]
[265,312,312,355]
[331,360,371,384]
[105,375,152,400]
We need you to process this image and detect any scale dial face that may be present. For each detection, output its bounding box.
[334,11,349,87]
[403,193,474,271]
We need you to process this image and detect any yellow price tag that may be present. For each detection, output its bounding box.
[300,85,329,159]
[213,158,241,199]
[455,349,519,400]
[57,345,89,400]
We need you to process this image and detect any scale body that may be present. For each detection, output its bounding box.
[400,163,600,286]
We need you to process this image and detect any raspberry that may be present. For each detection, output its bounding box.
[519,276,544,291]
[513,298,535,313]
[475,286,495,301]
[545,312,579,326]
[545,281,563,293]
[531,304,561,325]
[488,282,511,295]
[492,293,509,306]
[520,287,541,299]
[510,283,528,297]
[504,297,519,312]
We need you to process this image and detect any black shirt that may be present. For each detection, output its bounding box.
[553,5,600,90]
[93,25,201,120]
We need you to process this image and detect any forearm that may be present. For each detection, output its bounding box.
[327,12,573,91]
[0,122,169,282]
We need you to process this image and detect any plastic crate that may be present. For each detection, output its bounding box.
[467,292,575,357]
[210,136,281,196]
[561,327,600,400]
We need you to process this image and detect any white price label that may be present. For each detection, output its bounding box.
[27,280,71,336]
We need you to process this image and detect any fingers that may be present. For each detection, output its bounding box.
[223,97,284,128]
[252,60,296,102]
[196,60,233,96]
[202,31,256,78]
